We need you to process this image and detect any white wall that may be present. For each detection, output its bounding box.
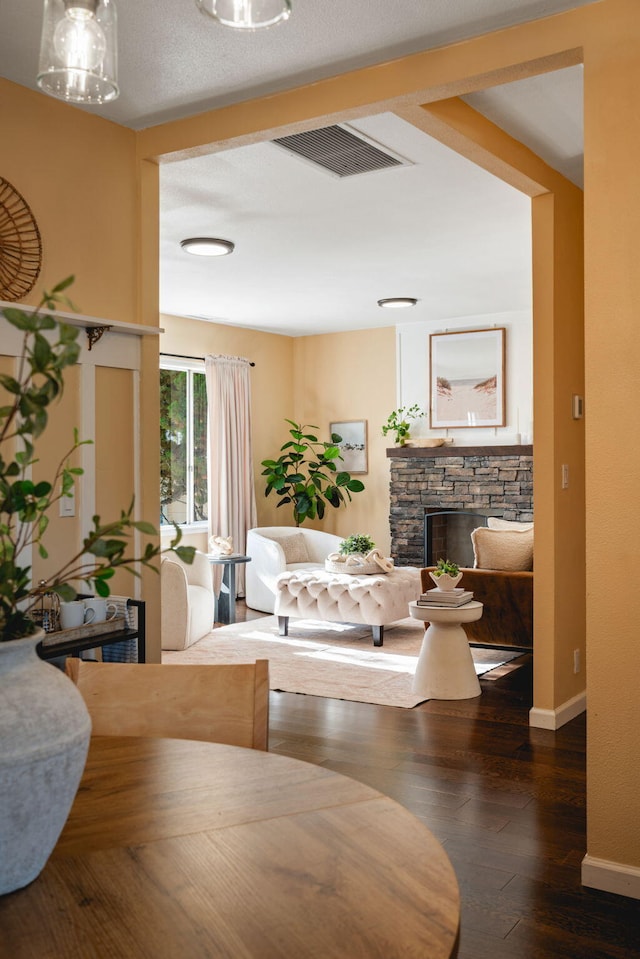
[396,310,532,446]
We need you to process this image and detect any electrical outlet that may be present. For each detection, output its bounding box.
[573,649,580,674]
[562,464,569,489]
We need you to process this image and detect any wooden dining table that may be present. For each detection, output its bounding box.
[0,736,460,958]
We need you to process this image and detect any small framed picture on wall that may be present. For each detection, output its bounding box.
[430,327,506,429]
[330,420,367,474]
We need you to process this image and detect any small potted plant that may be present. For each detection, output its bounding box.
[429,558,463,591]
[338,533,376,557]
[325,533,393,574]
[381,404,424,446]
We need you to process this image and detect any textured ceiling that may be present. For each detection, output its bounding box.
[0,0,594,130]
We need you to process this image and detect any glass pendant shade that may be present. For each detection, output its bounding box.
[196,0,291,29]
[37,0,118,104]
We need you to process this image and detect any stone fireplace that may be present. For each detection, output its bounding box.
[387,445,533,567]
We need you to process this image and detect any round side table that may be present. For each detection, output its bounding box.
[408,600,483,700]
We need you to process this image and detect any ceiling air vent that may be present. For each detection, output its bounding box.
[271,124,407,178]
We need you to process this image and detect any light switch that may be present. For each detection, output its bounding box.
[572,394,584,419]
[59,489,75,517]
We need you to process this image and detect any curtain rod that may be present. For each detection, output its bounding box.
[161,352,255,367]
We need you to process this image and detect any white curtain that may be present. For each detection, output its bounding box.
[205,354,257,597]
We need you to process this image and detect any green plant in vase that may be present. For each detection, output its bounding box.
[381,404,424,446]
[429,557,463,591]
[432,558,460,578]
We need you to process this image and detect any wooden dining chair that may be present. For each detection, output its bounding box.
[64,659,269,750]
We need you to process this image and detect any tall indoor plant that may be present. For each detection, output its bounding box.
[0,279,193,895]
[261,419,365,526]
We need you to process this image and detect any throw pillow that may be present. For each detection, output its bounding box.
[269,531,310,564]
[487,517,534,532]
[471,526,534,571]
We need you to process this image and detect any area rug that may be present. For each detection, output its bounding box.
[163,615,525,708]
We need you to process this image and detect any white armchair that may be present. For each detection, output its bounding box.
[246,526,343,613]
[161,550,215,650]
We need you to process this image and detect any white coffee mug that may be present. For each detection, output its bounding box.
[83,597,118,623]
[60,600,95,630]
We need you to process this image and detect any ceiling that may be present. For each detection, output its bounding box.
[0,0,590,336]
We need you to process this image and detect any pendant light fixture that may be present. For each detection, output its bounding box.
[196,0,291,30]
[37,0,118,104]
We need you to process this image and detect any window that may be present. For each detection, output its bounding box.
[160,360,208,527]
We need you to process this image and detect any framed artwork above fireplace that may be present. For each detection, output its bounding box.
[430,327,505,429]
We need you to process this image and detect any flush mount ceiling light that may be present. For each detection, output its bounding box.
[37,0,118,104]
[180,237,235,256]
[195,0,291,29]
[377,297,418,309]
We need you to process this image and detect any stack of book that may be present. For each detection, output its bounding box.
[417,587,474,607]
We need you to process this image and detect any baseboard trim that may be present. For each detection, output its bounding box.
[582,855,640,900]
[529,690,586,729]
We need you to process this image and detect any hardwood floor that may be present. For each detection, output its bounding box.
[232,603,640,958]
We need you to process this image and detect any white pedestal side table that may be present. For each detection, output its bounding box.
[408,600,484,700]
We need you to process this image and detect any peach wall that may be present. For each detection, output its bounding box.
[0,79,161,647]
[293,327,396,553]
[0,80,137,320]
[531,190,586,713]
[582,0,640,874]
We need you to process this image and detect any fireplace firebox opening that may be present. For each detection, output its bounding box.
[424,508,502,568]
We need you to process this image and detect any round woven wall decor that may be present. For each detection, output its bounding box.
[0,177,43,301]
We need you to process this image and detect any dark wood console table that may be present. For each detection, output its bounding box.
[37,599,146,663]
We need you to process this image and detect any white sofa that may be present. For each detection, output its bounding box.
[245,526,343,613]
[161,550,215,650]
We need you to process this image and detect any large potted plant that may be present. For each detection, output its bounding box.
[0,279,193,895]
[261,419,365,526]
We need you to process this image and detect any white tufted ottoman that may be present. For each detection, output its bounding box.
[274,567,421,646]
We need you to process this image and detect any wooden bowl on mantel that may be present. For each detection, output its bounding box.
[403,438,447,448]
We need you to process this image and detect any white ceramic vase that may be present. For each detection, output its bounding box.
[429,571,463,591]
[0,633,91,895]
